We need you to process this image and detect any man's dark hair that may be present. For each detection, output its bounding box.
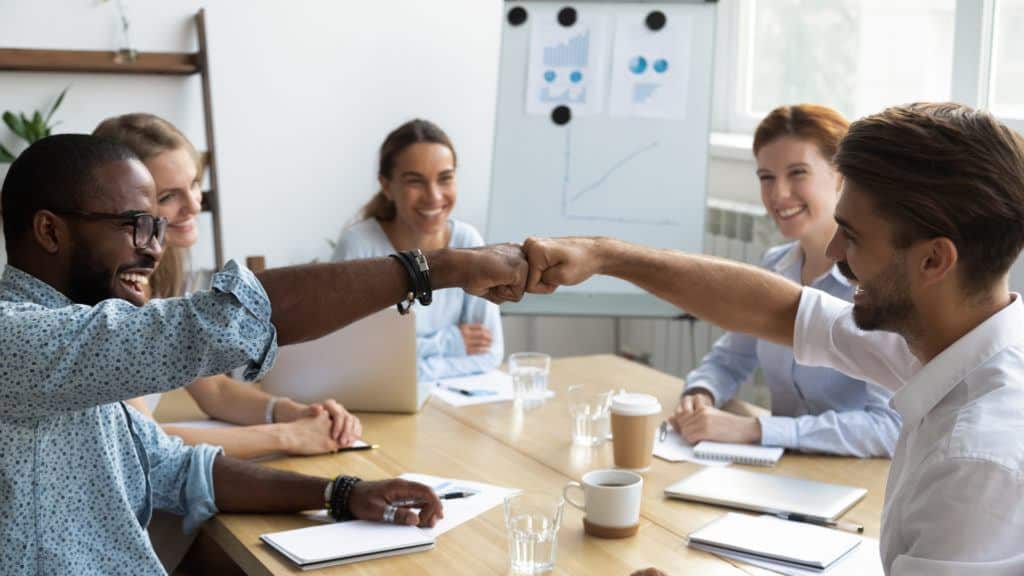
[835,103,1024,294]
[1,133,138,248]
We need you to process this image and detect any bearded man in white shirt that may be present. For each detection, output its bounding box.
[522,103,1024,575]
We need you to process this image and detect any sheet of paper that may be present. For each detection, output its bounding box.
[399,473,519,537]
[526,8,608,116]
[303,473,519,537]
[430,370,554,407]
[691,535,883,576]
[654,429,730,467]
[608,12,692,119]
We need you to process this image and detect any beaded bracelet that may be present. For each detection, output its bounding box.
[328,475,362,521]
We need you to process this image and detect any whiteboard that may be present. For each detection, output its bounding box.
[487,0,716,317]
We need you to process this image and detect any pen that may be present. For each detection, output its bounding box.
[774,512,864,534]
[391,491,477,507]
[336,444,380,453]
[441,385,498,397]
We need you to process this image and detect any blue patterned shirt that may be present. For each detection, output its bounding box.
[0,261,278,575]
[685,242,901,457]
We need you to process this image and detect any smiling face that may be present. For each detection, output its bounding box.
[65,159,163,306]
[144,147,201,248]
[380,142,456,237]
[826,181,916,333]
[756,136,842,242]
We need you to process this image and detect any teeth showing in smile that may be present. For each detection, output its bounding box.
[855,287,865,297]
[776,206,806,219]
[417,208,443,217]
[119,273,149,287]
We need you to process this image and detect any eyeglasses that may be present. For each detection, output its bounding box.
[53,210,167,249]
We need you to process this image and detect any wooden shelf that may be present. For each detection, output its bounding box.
[0,48,199,75]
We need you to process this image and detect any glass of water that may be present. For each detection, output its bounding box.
[567,385,613,446]
[509,352,551,403]
[504,492,564,574]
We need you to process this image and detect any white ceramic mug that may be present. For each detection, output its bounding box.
[562,469,643,538]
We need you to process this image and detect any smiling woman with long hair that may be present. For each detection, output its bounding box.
[333,119,504,382]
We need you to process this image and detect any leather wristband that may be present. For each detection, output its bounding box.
[388,249,432,314]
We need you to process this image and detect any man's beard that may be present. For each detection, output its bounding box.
[67,246,115,306]
[851,253,916,334]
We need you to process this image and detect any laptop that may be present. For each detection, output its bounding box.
[261,308,428,413]
[664,467,867,521]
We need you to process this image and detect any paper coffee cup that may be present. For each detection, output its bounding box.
[610,393,661,472]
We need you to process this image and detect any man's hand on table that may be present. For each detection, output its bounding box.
[349,479,444,528]
[670,390,761,445]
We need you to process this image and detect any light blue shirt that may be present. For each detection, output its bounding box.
[0,261,278,575]
[685,242,900,457]
[332,218,504,382]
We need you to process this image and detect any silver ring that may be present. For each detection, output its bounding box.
[383,504,398,524]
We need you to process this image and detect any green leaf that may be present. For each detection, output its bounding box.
[2,111,28,141]
[45,86,69,124]
[29,111,44,143]
[0,142,15,163]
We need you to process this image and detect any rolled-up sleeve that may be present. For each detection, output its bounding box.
[0,260,278,418]
[128,407,222,533]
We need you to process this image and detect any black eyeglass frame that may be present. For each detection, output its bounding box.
[51,210,168,249]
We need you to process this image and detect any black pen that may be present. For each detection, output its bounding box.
[391,491,477,507]
[774,512,864,534]
[336,444,380,453]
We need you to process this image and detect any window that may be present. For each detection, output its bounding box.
[718,0,1018,134]
[990,0,1024,122]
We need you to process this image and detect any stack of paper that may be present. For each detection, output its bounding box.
[262,473,518,569]
[688,513,882,574]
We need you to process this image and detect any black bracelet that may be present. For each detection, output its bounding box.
[388,249,432,314]
[388,253,418,315]
[328,475,362,521]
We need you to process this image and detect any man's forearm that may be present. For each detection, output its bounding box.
[212,454,327,513]
[596,238,801,346]
[257,251,467,346]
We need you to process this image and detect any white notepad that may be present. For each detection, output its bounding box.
[688,513,862,570]
[261,473,518,570]
[262,521,435,570]
[693,441,784,466]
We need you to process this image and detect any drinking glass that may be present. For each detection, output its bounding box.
[504,491,564,574]
[509,352,551,403]
[567,385,613,446]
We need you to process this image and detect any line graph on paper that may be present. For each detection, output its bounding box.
[560,127,680,226]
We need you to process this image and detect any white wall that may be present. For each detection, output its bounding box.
[0,0,502,269]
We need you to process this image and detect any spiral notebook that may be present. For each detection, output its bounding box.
[693,441,784,466]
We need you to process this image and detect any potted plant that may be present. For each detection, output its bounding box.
[0,86,69,163]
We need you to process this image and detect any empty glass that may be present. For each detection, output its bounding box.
[509,352,551,403]
[504,492,564,574]
[567,385,613,446]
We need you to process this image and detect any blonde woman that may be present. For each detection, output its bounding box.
[95,114,361,459]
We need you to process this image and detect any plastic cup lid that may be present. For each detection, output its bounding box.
[611,393,661,416]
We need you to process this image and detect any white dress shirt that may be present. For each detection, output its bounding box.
[794,288,1024,575]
